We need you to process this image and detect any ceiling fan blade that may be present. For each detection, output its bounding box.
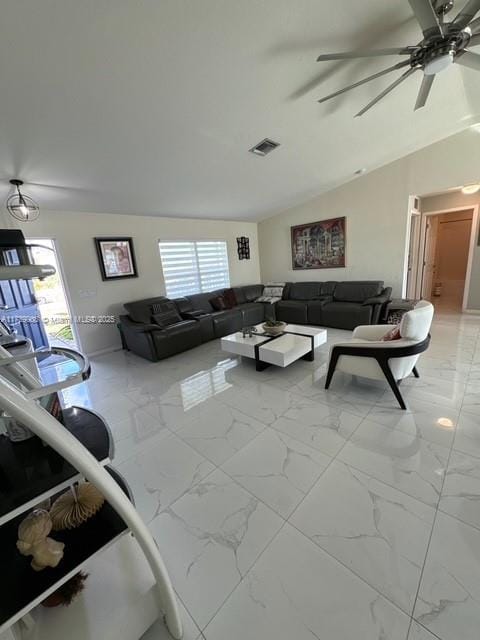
[456,49,480,69]
[469,16,480,33]
[469,33,480,45]
[318,61,411,104]
[355,66,418,116]
[317,47,414,62]
[414,74,435,109]
[408,0,443,38]
[452,0,480,29]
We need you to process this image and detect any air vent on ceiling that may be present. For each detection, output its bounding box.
[249,138,280,156]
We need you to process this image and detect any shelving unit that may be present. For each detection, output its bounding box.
[1,467,130,631]
[0,232,182,640]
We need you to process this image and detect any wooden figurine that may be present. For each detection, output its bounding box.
[16,509,65,571]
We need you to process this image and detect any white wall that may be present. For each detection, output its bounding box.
[0,210,260,355]
[258,128,480,302]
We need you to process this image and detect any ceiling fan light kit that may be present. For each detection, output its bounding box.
[6,179,40,222]
[461,183,480,193]
[316,0,480,115]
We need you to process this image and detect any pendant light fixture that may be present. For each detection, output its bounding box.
[6,179,40,222]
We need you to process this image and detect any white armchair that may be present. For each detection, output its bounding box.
[325,301,434,409]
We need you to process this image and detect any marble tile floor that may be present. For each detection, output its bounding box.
[60,310,480,640]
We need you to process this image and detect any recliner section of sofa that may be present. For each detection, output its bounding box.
[276,280,391,331]
[120,281,391,361]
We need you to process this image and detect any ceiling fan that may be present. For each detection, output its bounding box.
[316,0,480,115]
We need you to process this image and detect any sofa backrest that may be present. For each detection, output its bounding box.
[241,284,264,302]
[400,300,434,341]
[125,297,170,324]
[286,281,337,300]
[186,290,222,312]
[333,281,384,303]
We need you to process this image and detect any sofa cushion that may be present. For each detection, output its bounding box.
[306,298,333,325]
[322,301,373,330]
[173,297,194,315]
[240,302,265,325]
[275,300,308,324]
[288,282,322,300]
[186,290,222,312]
[223,288,237,308]
[232,287,247,305]
[125,297,171,324]
[150,299,182,328]
[210,295,227,311]
[243,284,263,302]
[333,281,383,303]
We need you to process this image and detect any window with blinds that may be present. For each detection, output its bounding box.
[158,240,230,298]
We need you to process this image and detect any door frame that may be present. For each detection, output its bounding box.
[415,205,478,311]
[28,237,83,351]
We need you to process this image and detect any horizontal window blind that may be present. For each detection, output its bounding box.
[159,240,230,298]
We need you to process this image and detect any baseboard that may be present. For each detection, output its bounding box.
[463,309,480,315]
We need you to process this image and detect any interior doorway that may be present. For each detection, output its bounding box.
[405,202,477,312]
[27,239,80,349]
[422,210,473,311]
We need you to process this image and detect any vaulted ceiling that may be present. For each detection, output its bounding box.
[0,0,478,220]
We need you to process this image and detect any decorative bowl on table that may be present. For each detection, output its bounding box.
[262,320,286,336]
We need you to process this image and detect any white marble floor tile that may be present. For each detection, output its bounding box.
[222,428,331,518]
[408,621,443,639]
[439,450,480,530]
[176,404,266,465]
[453,411,480,458]
[338,420,450,507]
[203,524,411,640]
[140,594,201,640]
[367,397,458,448]
[414,511,480,640]
[149,469,283,629]
[459,382,480,417]
[271,401,363,456]
[117,433,215,522]
[291,460,435,614]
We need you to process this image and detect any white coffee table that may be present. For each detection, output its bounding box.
[221,323,327,371]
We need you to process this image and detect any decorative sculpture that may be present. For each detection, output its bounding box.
[50,482,105,530]
[16,509,65,571]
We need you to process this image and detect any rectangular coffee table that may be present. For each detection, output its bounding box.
[221,323,327,371]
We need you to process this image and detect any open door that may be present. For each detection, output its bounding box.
[421,216,439,300]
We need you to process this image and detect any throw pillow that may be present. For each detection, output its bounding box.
[223,288,237,309]
[256,282,285,304]
[150,300,182,328]
[210,295,227,311]
[382,325,401,341]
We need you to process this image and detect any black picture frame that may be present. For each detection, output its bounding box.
[94,237,138,281]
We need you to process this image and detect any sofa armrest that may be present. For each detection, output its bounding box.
[119,315,163,333]
[352,325,392,340]
[362,287,392,306]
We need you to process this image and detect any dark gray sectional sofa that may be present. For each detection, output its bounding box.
[119,281,391,361]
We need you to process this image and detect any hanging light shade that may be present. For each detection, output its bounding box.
[6,179,40,222]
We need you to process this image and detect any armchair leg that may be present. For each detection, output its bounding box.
[413,366,420,378]
[378,359,407,410]
[325,349,340,389]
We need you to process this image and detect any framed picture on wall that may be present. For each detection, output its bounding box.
[94,237,138,280]
[291,217,346,270]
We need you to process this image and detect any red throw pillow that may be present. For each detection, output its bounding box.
[382,325,401,341]
[223,288,237,309]
[210,295,227,311]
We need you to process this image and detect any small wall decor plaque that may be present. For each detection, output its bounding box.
[237,236,250,260]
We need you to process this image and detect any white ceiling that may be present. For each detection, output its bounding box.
[0,0,478,221]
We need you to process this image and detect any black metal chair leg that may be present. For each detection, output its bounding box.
[378,359,407,410]
[325,349,340,389]
[412,366,420,378]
